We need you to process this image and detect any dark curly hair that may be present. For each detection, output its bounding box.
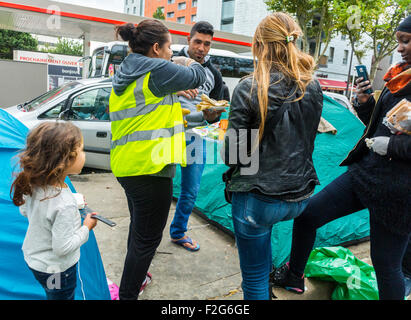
[10,122,83,206]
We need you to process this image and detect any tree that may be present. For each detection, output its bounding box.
[334,0,410,81]
[153,7,165,20]
[265,0,342,64]
[265,0,411,81]
[0,29,38,60]
[51,37,83,56]
[365,0,410,80]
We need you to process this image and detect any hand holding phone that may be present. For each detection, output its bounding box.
[355,65,374,104]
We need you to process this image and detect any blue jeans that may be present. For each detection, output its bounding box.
[170,133,206,240]
[231,192,309,300]
[28,263,77,300]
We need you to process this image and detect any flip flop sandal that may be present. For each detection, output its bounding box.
[171,236,200,252]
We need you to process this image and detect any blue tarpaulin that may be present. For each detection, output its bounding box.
[0,109,110,300]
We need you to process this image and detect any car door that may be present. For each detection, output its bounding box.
[65,85,112,170]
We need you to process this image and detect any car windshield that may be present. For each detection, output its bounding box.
[21,82,83,112]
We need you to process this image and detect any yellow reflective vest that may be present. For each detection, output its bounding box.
[109,72,186,177]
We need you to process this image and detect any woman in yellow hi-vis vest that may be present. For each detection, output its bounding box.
[110,20,206,300]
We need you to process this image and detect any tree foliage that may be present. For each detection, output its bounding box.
[153,7,165,20]
[265,0,410,81]
[0,29,38,60]
[48,37,83,56]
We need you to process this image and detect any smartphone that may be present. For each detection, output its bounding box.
[355,65,373,95]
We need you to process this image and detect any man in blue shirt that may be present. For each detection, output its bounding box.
[170,21,225,251]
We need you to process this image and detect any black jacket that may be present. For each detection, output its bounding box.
[340,87,411,166]
[341,84,411,235]
[223,74,323,200]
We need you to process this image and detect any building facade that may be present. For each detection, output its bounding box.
[125,0,198,25]
[146,0,198,24]
[124,0,145,16]
[124,0,403,88]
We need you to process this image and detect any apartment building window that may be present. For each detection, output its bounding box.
[328,47,335,63]
[341,34,347,41]
[178,2,186,10]
[133,7,136,14]
[168,0,175,4]
[343,50,349,65]
[192,0,198,7]
[177,16,186,24]
[191,14,197,23]
[167,11,175,18]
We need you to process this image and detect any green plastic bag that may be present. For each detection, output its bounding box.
[305,246,379,300]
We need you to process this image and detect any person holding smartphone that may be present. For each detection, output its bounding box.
[271,15,411,300]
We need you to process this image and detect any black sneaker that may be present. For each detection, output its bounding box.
[270,263,305,294]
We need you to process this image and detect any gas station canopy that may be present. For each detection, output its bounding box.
[0,0,253,54]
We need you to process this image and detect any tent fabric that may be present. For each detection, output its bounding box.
[173,95,370,267]
[0,109,110,300]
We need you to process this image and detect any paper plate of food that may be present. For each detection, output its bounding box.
[196,94,230,112]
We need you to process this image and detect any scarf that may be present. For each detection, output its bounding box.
[383,62,411,94]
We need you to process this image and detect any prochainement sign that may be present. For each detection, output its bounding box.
[13,50,83,90]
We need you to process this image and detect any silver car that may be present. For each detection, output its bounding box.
[5,78,113,170]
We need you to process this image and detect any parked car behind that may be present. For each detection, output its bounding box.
[5,78,112,170]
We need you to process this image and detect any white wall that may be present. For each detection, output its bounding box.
[196,0,222,29]
[232,0,268,37]
[316,35,373,81]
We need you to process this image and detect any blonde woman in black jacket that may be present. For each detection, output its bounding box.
[223,12,323,300]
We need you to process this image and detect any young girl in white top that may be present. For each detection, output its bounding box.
[11,122,97,300]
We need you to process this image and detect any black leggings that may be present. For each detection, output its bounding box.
[289,171,411,300]
[117,175,172,300]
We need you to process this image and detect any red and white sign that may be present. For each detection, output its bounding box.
[13,50,83,68]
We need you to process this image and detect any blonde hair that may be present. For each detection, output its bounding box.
[251,12,315,142]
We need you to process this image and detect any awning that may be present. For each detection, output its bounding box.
[318,78,355,91]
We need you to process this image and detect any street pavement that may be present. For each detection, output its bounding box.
[71,171,373,300]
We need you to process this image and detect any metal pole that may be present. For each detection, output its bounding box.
[345,47,354,98]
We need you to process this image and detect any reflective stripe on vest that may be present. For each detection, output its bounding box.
[109,72,186,177]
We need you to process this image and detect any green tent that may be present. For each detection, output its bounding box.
[173,95,369,267]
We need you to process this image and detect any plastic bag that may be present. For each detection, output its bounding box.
[383,98,411,135]
[305,246,379,300]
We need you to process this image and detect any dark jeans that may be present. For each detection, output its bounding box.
[117,175,172,300]
[403,240,411,278]
[289,171,411,300]
[29,263,77,300]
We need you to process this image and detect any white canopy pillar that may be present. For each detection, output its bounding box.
[82,32,91,78]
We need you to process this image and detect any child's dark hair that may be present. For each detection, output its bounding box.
[11,122,83,206]
[115,19,170,56]
[190,21,214,38]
